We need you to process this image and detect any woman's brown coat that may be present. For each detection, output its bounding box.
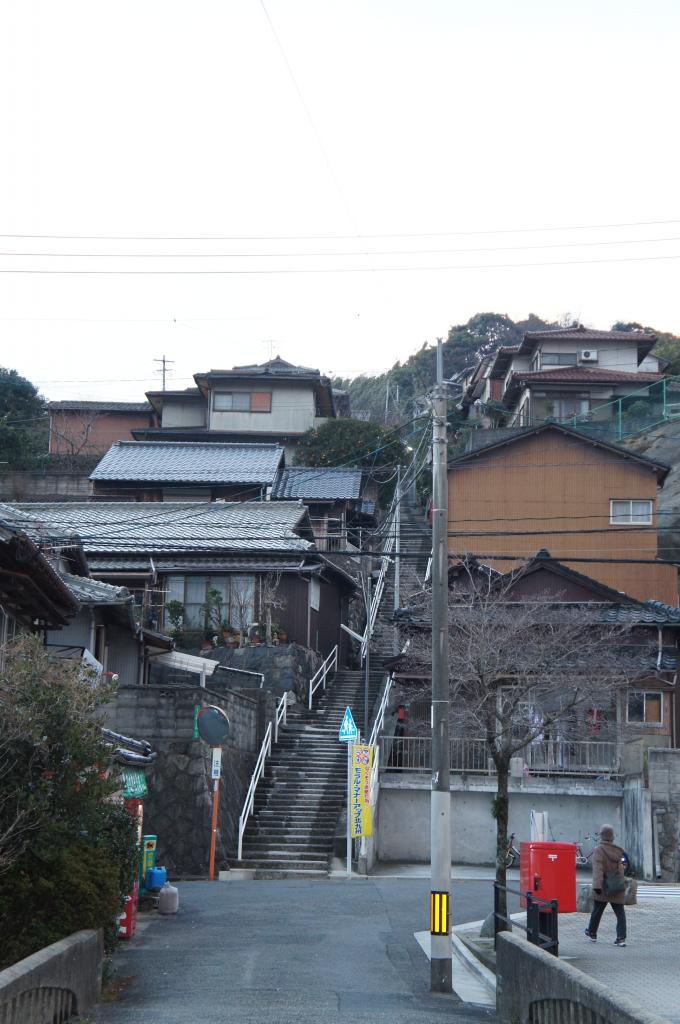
[591,841,626,905]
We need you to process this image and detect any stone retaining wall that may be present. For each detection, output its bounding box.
[497,932,668,1024]
[0,929,102,1024]
[109,683,259,875]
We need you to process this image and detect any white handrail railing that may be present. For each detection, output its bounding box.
[274,689,287,743]
[237,689,288,860]
[361,489,399,662]
[368,672,394,748]
[237,722,272,860]
[308,644,338,710]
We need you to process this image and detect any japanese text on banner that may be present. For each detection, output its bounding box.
[350,743,374,838]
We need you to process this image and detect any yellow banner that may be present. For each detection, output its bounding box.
[351,743,374,838]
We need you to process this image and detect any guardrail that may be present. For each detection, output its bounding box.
[379,737,620,776]
[237,689,287,860]
[494,882,559,956]
[308,645,338,710]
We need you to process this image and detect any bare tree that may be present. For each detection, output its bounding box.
[259,572,287,645]
[49,410,102,464]
[231,576,255,648]
[398,562,651,923]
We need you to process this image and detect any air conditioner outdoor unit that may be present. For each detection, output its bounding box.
[579,349,598,362]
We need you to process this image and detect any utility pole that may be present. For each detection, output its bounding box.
[430,338,452,992]
[154,355,175,392]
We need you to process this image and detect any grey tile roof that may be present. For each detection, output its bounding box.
[8,501,313,556]
[91,441,284,485]
[597,600,680,626]
[87,555,307,572]
[272,467,362,501]
[59,572,131,605]
[49,401,152,412]
[524,326,656,343]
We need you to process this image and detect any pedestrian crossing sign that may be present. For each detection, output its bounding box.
[339,706,358,742]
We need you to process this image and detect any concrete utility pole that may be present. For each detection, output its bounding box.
[430,338,452,992]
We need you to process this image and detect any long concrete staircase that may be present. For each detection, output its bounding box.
[233,497,431,879]
[371,498,431,659]
[233,667,385,878]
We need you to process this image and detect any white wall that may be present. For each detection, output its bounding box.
[209,384,316,434]
[377,776,622,864]
[162,400,206,428]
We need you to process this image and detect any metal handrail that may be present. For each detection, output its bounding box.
[274,689,287,743]
[308,644,338,710]
[361,491,399,662]
[493,882,559,956]
[368,672,394,748]
[238,689,288,859]
[237,720,272,861]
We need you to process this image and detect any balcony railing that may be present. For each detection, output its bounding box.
[379,736,621,777]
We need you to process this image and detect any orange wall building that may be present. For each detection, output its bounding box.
[48,401,156,456]
[447,423,678,605]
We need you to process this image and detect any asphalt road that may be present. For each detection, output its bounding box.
[92,879,504,1024]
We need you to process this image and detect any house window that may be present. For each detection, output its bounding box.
[212,391,272,413]
[164,575,255,629]
[627,691,662,724]
[541,352,578,366]
[610,499,653,525]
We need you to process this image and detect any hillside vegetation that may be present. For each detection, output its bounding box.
[335,313,680,425]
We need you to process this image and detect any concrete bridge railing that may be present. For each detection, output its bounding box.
[497,932,668,1024]
[0,929,103,1024]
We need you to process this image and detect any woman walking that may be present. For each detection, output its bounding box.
[585,824,627,946]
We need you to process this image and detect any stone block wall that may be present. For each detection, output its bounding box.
[207,642,322,702]
[109,683,259,875]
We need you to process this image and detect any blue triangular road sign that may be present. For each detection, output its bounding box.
[338,706,358,742]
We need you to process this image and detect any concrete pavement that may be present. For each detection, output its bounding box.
[556,899,679,1023]
[92,879,497,1024]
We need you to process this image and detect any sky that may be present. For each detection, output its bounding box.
[2,0,680,402]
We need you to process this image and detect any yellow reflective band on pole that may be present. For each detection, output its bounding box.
[430,891,448,935]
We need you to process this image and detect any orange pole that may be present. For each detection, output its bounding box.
[208,777,220,881]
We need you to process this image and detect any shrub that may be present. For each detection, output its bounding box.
[0,637,137,967]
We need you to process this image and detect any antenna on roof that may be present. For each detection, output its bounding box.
[153,355,175,391]
[262,340,278,362]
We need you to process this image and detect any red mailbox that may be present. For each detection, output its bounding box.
[520,841,576,912]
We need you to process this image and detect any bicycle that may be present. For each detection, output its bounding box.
[504,832,521,868]
[573,833,599,866]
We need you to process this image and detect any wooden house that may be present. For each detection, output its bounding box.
[447,422,677,604]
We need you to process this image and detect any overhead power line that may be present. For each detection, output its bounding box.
[2,253,680,274]
[3,233,680,258]
[2,217,680,241]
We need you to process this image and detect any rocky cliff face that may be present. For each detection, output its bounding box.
[625,422,680,565]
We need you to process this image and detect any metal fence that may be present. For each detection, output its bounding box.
[379,736,620,777]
